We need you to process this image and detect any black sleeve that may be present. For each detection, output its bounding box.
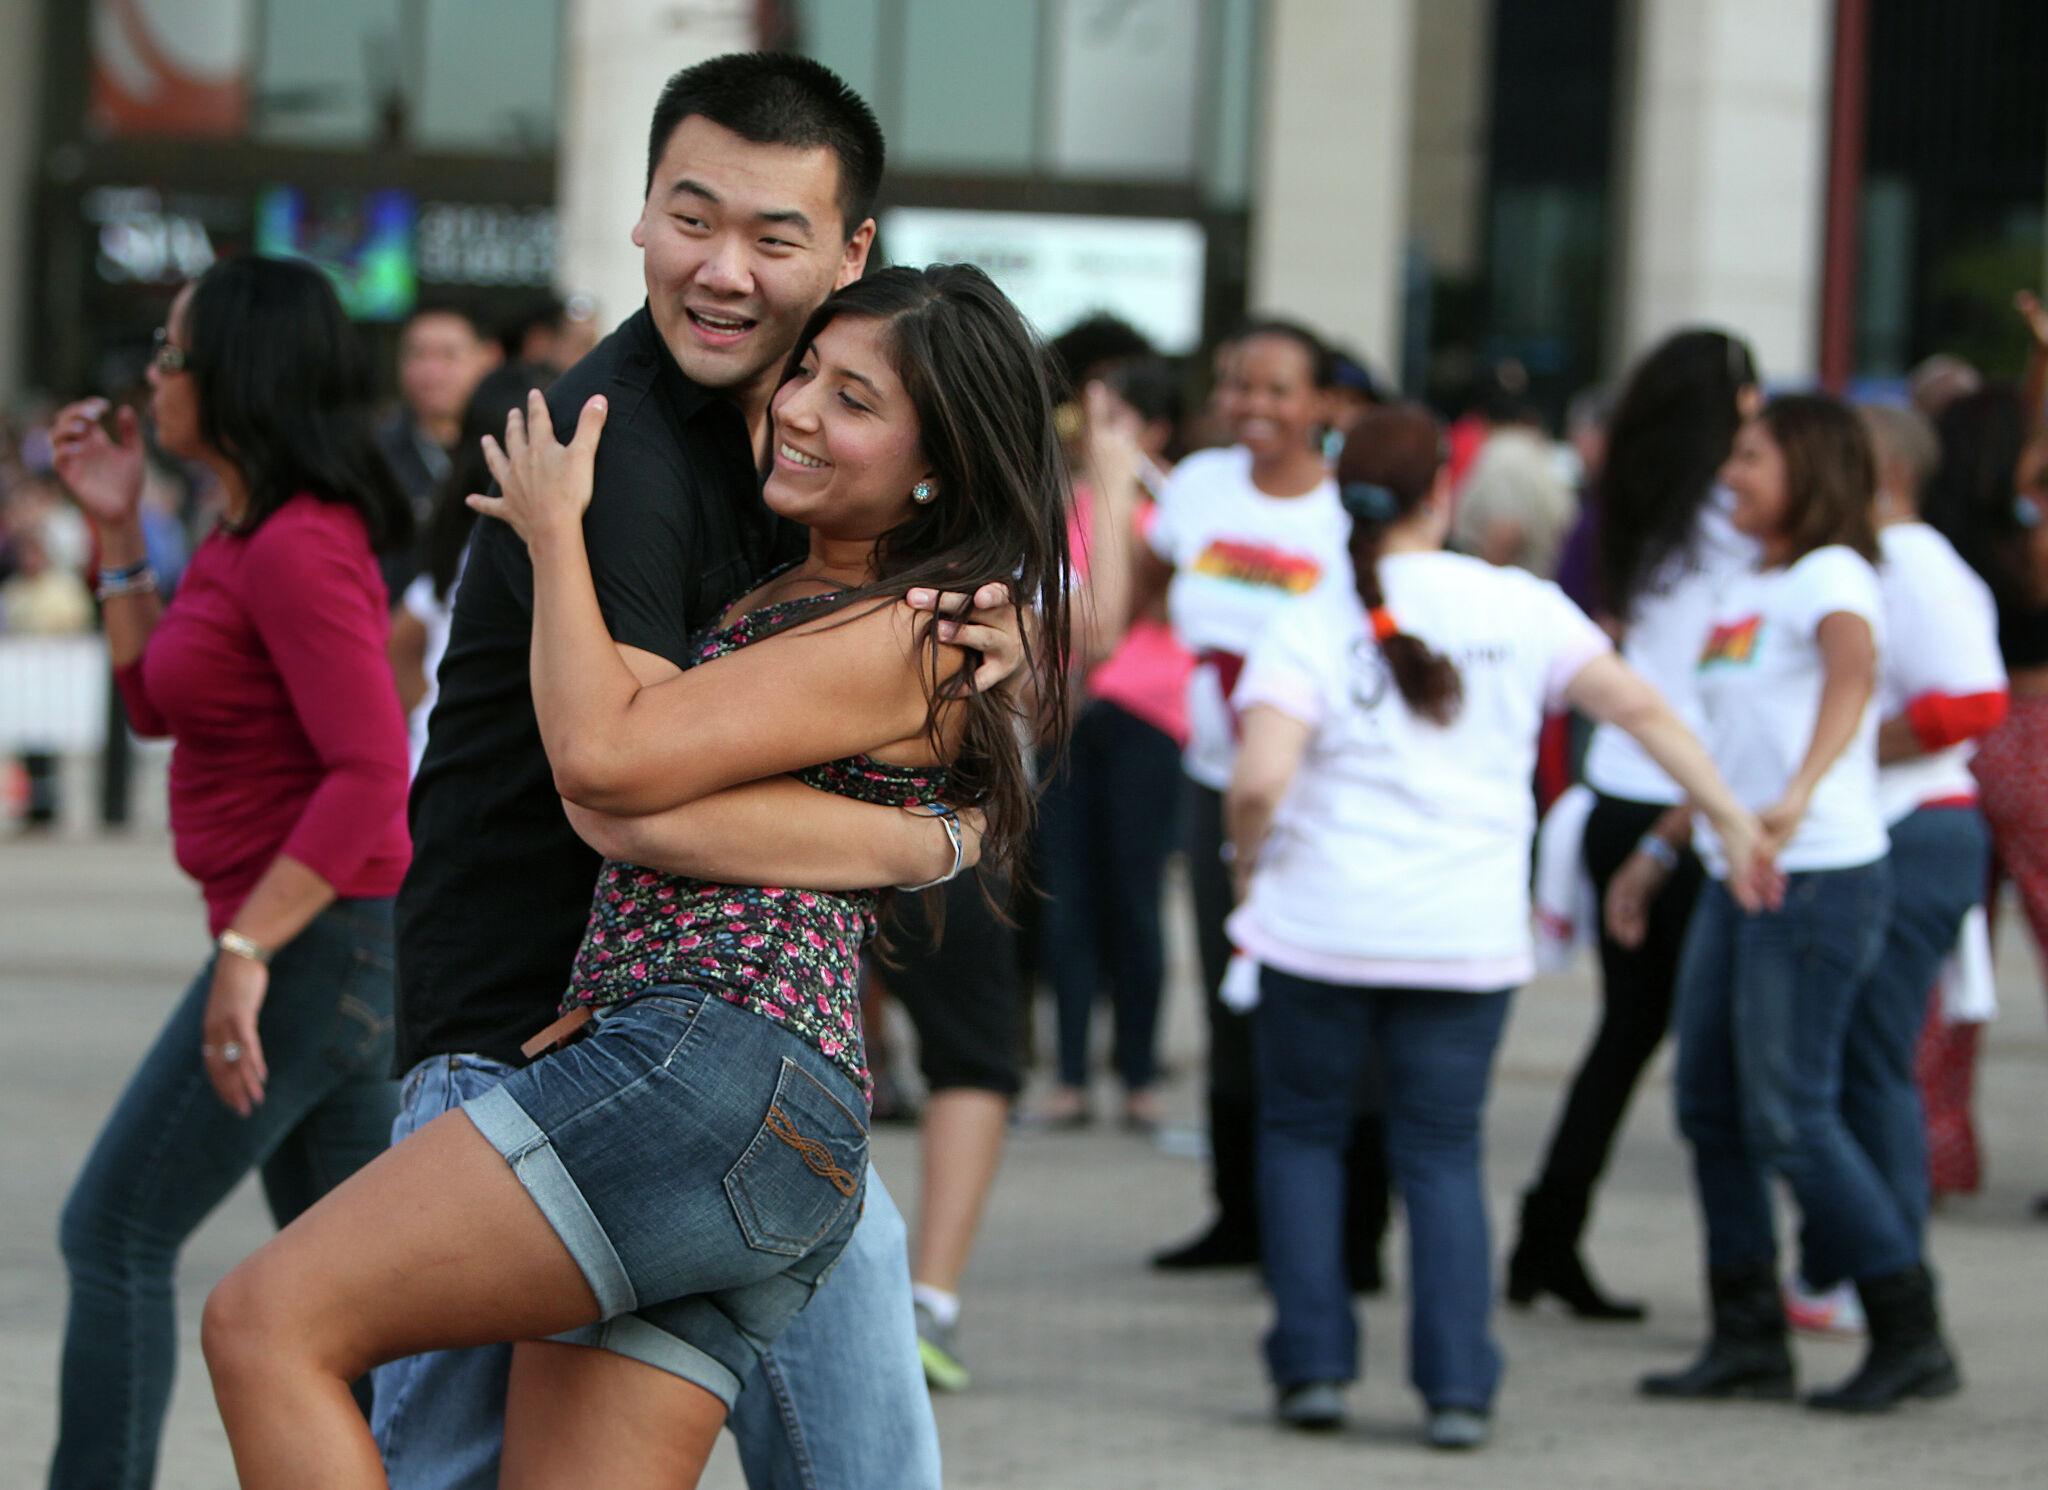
[581,422,701,667]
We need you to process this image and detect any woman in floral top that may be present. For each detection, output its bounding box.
[205,266,1072,1486]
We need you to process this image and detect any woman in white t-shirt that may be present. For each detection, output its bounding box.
[1844,404,2006,1258]
[1632,395,1961,1413]
[1135,321,1359,1274]
[1509,329,1761,1322]
[1224,405,1765,1447]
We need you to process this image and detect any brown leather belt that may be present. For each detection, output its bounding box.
[520,1006,595,1061]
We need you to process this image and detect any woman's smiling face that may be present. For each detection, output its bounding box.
[764,315,930,541]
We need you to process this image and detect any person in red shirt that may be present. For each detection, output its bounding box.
[46,255,414,1490]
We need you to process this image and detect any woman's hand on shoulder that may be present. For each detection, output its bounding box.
[50,398,145,529]
[469,389,607,547]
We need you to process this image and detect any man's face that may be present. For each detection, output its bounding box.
[633,116,875,421]
[399,311,494,429]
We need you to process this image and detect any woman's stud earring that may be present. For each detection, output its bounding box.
[911,480,936,504]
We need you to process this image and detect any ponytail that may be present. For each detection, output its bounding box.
[1344,492,1462,724]
[1335,400,1465,725]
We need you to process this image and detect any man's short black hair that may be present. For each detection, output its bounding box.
[644,52,885,240]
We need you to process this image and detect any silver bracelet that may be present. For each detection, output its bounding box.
[1635,833,1681,872]
[896,806,964,892]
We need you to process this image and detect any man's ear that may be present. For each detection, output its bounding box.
[835,219,877,291]
[631,214,647,249]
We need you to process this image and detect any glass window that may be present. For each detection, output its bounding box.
[896,0,1041,172]
[414,0,560,153]
[253,0,403,146]
[1045,0,1201,180]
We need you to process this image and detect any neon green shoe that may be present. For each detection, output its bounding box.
[915,1302,971,1392]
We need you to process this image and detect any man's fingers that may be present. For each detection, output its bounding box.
[972,581,1013,611]
[944,620,1008,654]
[905,588,970,617]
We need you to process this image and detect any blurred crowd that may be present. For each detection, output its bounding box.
[14,253,2048,1464]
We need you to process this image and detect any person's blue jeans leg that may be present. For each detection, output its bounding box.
[1835,808,1987,1250]
[1698,862,1919,1288]
[728,1172,942,1490]
[1673,879,1778,1273]
[51,900,397,1490]
[1375,985,1513,1413]
[1096,703,1183,1093]
[372,1055,521,1490]
[1253,967,1370,1386]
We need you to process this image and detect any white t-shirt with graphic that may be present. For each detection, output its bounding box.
[1226,551,1610,990]
[1150,446,1353,788]
[1583,490,1759,804]
[1876,522,2005,824]
[1693,545,1887,875]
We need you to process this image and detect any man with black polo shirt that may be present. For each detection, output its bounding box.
[374,54,964,1490]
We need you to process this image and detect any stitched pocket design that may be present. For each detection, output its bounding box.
[725,1058,867,1257]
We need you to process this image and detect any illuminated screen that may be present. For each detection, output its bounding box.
[254,186,416,321]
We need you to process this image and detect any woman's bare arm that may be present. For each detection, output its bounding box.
[564,780,979,889]
[472,392,967,815]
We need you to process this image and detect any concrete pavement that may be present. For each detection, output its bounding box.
[3,830,2044,1489]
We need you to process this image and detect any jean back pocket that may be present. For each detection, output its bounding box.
[724,1057,867,1257]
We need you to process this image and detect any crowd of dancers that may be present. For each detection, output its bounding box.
[27,47,2048,1490]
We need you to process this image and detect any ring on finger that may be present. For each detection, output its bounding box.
[221,1041,244,1064]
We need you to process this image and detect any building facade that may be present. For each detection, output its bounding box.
[0,0,2043,417]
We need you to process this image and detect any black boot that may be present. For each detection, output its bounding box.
[1153,1092,1260,1269]
[1344,1111,1390,1295]
[1639,1263,1795,1399]
[1505,1189,1646,1321]
[1807,1264,1960,1412]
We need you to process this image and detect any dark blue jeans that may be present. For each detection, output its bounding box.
[50,899,398,1490]
[1253,967,1512,1411]
[1832,807,1988,1261]
[1672,863,1919,1287]
[1036,699,1183,1091]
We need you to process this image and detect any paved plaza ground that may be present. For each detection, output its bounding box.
[3,829,2044,1488]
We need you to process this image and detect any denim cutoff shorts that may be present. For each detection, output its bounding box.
[460,986,869,1406]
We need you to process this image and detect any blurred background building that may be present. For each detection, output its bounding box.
[0,0,2042,418]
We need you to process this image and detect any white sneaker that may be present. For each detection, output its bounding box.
[1783,1276,1866,1338]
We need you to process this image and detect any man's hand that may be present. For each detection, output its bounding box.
[905,582,1026,695]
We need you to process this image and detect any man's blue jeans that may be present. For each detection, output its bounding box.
[1836,807,1988,1251]
[1673,862,1919,1287]
[1253,967,1513,1413]
[372,1052,942,1490]
[50,900,398,1490]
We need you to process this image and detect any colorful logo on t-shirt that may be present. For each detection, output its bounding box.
[1699,614,1762,667]
[1191,539,1323,593]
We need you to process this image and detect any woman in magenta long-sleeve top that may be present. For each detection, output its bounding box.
[45,255,412,1490]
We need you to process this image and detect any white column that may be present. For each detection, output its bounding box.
[1250,0,1415,373]
[555,0,756,338]
[1616,0,1834,382]
[0,0,43,408]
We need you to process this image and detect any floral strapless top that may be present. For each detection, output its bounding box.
[563,593,947,1101]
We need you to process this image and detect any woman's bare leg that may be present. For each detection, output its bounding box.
[203,1110,601,1490]
[501,1341,727,1490]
